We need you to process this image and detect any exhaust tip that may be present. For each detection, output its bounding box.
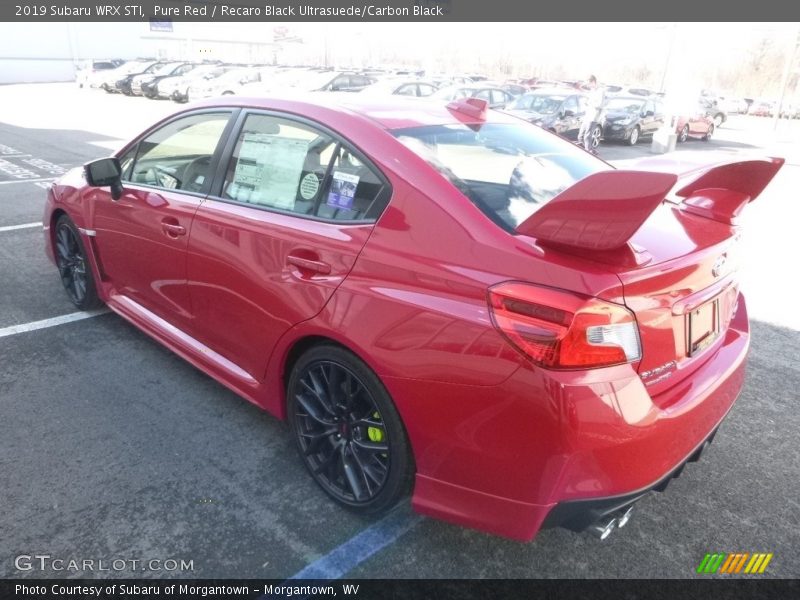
[589,517,618,540]
[615,506,634,529]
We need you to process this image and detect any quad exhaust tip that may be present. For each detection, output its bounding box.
[588,507,635,540]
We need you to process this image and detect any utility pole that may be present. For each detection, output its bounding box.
[773,26,800,130]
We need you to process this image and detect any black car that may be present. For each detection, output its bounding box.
[504,89,589,141]
[601,96,666,145]
[115,62,165,95]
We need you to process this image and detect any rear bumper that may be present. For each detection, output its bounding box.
[541,423,721,532]
[400,293,750,541]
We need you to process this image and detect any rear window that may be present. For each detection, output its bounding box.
[393,122,606,231]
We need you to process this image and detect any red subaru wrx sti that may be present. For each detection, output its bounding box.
[43,95,782,541]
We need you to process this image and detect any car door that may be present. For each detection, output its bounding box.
[641,100,657,136]
[186,111,391,379]
[560,96,582,138]
[91,110,235,328]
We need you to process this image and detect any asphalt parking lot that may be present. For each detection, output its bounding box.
[1,84,799,580]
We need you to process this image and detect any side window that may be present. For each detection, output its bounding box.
[396,84,417,96]
[645,101,655,115]
[331,75,350,90]
[577,96,588,114]
[563,96,579,114]
[221,113,386,222]
[475,89,492,102]
[417,84,436,97]
[128,112,230,193]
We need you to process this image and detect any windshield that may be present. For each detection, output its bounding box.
[510,94,565,113]
[605,98,645,112]
[393,122,606,230]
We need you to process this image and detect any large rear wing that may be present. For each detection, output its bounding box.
[515,157,784,251]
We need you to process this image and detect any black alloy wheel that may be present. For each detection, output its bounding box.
[54,216,102,310]
[288,346,414,514]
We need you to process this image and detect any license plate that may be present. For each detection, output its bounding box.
[687,299,720,356]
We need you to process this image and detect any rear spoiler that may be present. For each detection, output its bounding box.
[675,157,784,224]
[516,157,783,251]
[515,170,677,251]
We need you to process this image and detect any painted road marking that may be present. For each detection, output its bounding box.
[0,178,55,186]
[0,309,109,339]
[0,222,41,233]
[286,507,422,581]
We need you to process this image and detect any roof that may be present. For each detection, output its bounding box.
[189,92,522,130]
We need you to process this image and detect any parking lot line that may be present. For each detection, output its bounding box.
[0,178,55,186]
[285,507,422,581]
[0,309,108,339]
[0,222,40,233]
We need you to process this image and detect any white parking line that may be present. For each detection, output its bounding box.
[0,222,41,233]
[0,178,55,185]
[0,309,109,339]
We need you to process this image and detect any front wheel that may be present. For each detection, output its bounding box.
[287,345,414,515]
[678,125,689,143]
[627,126,640,146]
[703,123,714,141]
[54,215,103,310]
[589,124,602,149]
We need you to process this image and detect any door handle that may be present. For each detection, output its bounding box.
[161,220,186,237]
[287,254,332,275]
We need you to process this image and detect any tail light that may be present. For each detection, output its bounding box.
[488,282,641,369]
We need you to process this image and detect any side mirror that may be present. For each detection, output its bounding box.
[84,157,123,200]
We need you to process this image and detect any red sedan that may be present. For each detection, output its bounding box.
[43,95,782,541]
[675,108,715,142]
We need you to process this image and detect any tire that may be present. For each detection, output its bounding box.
[713,113,724,128]
[287,344,414,515]
[222,90,234,96]
[54,215,103,310]
[703,123,714,142]
[678,125,689,143]
[627,126,640,146]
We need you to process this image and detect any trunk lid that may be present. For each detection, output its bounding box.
[516,157,783,398]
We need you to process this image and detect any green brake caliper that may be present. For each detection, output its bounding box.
[367,411,385,443]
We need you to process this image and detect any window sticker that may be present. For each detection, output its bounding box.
[299,172,320,200]
[229,133,308,209]
[327,171,359,210]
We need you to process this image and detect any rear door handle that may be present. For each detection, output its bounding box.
[161,219,186,237]
[287,254,332,275]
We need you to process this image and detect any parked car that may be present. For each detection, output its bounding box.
[359,79,440,97]
[240,69,377,97]
[44,95,781,541]
[115,61,166,95]
[749,100,774,117]
[155,63,232,102]
[674,107,715,142]
[601,96,666,145]
[504,89,590,142]
[95,60,154,93]
[700,98,727,127]
[431,85,516,109]
[138,62,198,98]
[187,66,267,101]
[75,59,125,88]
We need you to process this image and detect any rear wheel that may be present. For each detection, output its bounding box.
[627,126,640,146]
[287,345,414,515]
[703,123,714,142]
[713,113,724,128]
[54,215,102,310]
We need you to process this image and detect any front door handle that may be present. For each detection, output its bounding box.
[287,254,332,276]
